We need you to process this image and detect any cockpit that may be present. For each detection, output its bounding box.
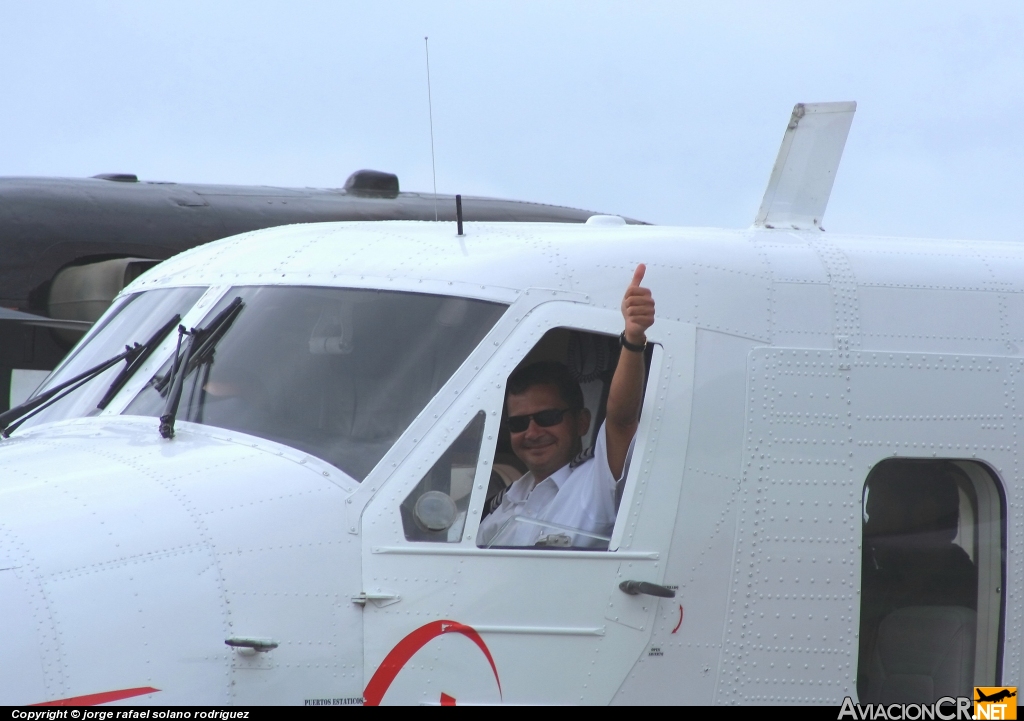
[13,283,651,553]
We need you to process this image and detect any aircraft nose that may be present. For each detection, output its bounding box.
[0,417,364,704]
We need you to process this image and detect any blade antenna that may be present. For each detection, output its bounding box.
[425,36,438,222]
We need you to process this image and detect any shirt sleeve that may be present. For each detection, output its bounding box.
[594,420,635,485]
[476,475,527,547]
[582,421,634,530]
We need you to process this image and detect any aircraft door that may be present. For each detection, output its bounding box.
[358,303,693,705]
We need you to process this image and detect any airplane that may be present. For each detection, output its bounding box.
[0,101,1012,706]
[0,170,639,412]
[977,689,1017,704]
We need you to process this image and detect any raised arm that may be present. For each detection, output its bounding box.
[605,264,655,479]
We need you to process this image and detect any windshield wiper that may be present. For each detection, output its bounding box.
[0,313,181,438]
[96,314,183,410]
[159,297,243,439]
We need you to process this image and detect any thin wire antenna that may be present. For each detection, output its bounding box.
[424,36,438,221]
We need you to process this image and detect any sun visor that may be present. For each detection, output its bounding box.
[754,101,856,231]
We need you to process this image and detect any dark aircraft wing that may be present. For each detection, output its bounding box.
[0,172,643,313]
[0,307,92,332]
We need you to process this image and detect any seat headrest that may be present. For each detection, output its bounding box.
[865,461,964,545]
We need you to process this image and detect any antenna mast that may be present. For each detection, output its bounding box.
[424,36,438,221]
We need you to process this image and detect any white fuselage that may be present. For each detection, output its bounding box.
[0,220,1018,705]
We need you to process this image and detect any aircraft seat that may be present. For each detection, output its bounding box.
[861,605,976,704]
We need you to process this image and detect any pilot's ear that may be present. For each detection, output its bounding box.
[577,408,591,437]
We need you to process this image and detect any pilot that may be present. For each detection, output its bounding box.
[476,264,655,549]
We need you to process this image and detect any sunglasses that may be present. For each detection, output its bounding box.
[506,408,573,433]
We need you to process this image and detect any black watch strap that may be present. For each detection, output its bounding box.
[619,331,647,353]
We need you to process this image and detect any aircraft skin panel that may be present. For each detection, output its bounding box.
[45,548,229,705]
[836,235,995,290]
[981,249,1024,293]
[756,237,833,285]
[769,282,835,349]
[0,435,205,578]
[720,347,864,704]
[0,532,55,705]
[858,286,1006,354]
[1002,293,1024,354]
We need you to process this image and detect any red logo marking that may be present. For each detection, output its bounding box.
[440,692,456,706]
[363,620,501,706]
[671,604,684,634]
[34,687,160,706]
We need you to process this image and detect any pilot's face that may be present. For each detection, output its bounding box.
[507,383,590,482]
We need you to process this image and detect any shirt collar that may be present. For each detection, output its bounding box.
[510,462,573,499]
[541,463,573,490]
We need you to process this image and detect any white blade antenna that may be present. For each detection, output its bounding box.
[754,101,856,231]
[424,36,438,222]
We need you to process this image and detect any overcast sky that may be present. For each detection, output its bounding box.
[2,2,1022,240]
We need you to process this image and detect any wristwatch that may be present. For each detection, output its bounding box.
[619,331,647,353]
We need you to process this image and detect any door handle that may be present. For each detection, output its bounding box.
[619,580,676,598]
[225,637,279,652]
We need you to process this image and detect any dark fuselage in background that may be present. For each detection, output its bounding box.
[0,172,640,410]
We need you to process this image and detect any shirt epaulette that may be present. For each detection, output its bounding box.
[570,445,595,469]
[486,486,508,516]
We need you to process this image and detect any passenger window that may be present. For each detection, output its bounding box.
[401,412,486,542]
[477,328,652,550]
[857,459,1005,703]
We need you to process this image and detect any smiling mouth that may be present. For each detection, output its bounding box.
[521,438,556,450]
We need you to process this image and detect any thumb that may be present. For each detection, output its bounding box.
[630,263,646,288]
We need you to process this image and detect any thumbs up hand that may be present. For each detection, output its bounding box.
[621,263,655,346]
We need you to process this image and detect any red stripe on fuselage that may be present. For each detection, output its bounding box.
[671,604,684,633]
[364,620,501,706]
[34,686,160,706]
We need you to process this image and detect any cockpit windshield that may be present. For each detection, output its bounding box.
[19,286,207,429]
[123,286,507,482]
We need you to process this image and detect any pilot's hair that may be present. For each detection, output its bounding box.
[506,361,584,411]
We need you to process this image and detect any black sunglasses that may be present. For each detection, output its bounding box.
[506,408,573,433]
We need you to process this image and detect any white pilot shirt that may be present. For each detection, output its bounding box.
[476,422,632,549]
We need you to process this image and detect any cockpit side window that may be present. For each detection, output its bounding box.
[401,412,486,542]
[857,459,1005,703]
[476,328,653,551]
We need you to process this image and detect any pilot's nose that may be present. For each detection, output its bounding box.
[523,418,546,437]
